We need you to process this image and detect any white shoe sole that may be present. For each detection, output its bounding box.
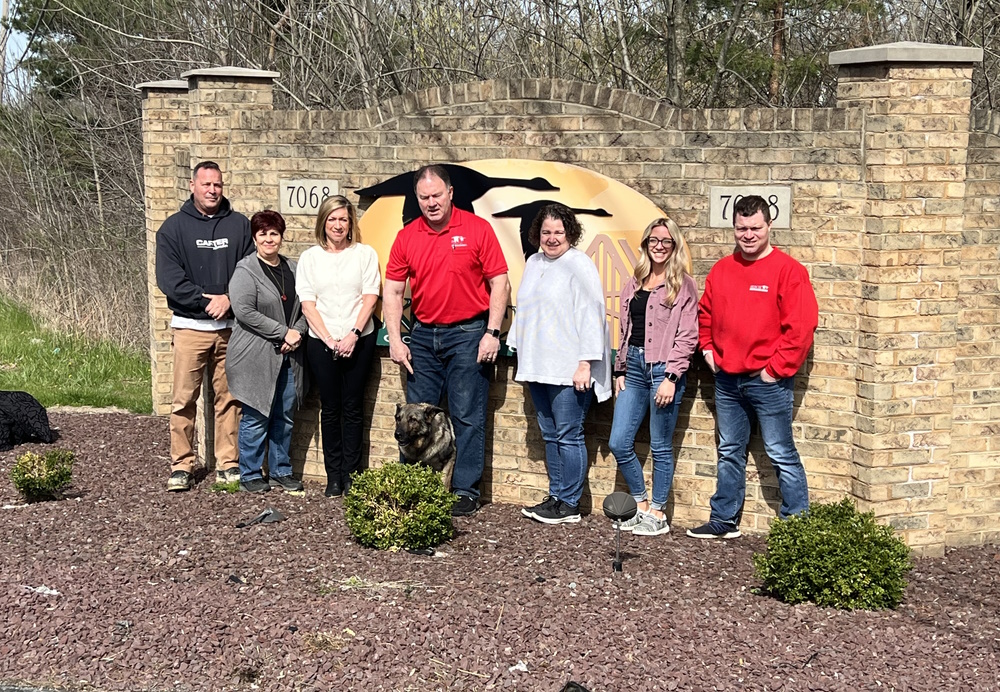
[532,513,582,525]
[634,524,671,536]
[685,529,741,539]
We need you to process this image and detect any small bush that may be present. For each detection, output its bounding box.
[10,449,75,500]
[344,463,457,551]
[752,497,913,610]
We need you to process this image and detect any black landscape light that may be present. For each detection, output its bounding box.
[602,492,637,573]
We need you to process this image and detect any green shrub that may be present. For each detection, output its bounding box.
[752,497,913,610]
[10,449,75,500]
[344,463,457,551]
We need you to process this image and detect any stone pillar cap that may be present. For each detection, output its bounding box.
[830,41,983,66]
[180,67,280,81]
[136,79,188,91]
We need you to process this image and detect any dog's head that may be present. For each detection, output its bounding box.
[394,403,445,448]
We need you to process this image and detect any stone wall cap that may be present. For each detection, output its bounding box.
[830,41,983,66]
[180,67,280,81]
[136,79,188,91]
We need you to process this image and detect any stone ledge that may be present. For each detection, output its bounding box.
[180,67,280,81]
[830,42,983,66]
[136,80,188,92]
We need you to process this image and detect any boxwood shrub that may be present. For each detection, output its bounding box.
[753,497,913,610]
[10,449,74,500]
[344,463,456,551]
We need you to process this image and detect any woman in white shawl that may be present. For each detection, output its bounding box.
[508,204,611,525]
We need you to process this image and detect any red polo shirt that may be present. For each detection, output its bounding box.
[386,207,508,325]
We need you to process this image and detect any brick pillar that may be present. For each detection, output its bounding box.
[831,42,982,554]
[138,79,190,416]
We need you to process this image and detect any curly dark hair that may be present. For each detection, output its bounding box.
[527,204,584,249]
[250,209,286,237]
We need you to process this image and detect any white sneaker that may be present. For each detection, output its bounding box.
[616,510,649,533]
[633,513,670,536]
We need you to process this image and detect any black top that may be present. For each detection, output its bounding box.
[258,257,297,326]
[628,289,651,348]
[154,196,254,320]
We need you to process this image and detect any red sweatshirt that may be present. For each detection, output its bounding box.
[698,248,818,378]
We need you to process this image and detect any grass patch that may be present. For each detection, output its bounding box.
[0,297,151,413]
[210,480,241,493]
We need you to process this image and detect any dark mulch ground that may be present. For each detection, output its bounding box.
[1,413,999,692]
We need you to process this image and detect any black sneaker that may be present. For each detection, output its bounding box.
[269,475,304,493]
[452,495,481,517]
[166,470,193,492]
[531,500,581,524]
[216,467,240,484]
[239,478,271,493]
[521,495,557,519]
[686,521,741,539]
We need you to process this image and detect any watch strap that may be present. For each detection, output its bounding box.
[487,328,501,338]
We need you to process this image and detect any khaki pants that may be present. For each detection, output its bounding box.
[169,328,240,473]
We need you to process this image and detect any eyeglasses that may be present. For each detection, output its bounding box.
[646,237,675,248]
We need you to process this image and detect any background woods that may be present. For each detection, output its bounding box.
[0,0,998,348]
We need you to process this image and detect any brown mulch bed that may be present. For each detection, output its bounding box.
[1,412,999,692]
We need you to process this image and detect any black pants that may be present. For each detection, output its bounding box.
[306,330,376,483]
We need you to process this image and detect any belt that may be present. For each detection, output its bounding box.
[415,312,488,329]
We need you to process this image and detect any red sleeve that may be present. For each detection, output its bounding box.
[765,263,819,378]
[697,269,715,353]
[477,218,508,279]
[385,231,409,282]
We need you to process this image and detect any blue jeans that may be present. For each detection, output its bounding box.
[406,317,490,499]
[527,382,592,508]
[710,371,809,528]
[608,346,686,511]
[238,358,296,482]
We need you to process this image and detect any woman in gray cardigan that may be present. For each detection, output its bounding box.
[226,210,309,493]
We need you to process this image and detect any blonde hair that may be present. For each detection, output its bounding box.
[313,195,360,248]
[633,217,690,307]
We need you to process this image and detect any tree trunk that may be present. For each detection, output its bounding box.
[769,0,785,105]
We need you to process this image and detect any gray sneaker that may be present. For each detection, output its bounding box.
[616,510,649,533]
[166,470,193,492]
[633,513,670,536]
[216,467,240,484]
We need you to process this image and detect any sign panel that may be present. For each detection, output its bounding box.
[357,159,685,351]
[709,186,791,229]
[279,179,340,215]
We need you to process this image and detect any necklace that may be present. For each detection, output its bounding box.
[260,256,287,302]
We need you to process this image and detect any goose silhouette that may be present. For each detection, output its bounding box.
[492,201,613,259]
[355,164,559,226]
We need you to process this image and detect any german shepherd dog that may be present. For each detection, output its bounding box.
[394,403,456,491]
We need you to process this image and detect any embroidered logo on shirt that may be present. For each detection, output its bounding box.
[749,284,769,293]
[451,235,467,249]
[196,239,230,250]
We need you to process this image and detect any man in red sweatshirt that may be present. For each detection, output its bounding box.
[687,195,818,539]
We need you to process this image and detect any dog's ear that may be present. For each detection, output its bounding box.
[395,403,402,414]
[424,405,446,420]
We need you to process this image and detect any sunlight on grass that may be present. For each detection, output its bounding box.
[0,297,152,413]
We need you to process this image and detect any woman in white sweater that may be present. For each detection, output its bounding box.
[508,204,611,525]
[297,196,381,497]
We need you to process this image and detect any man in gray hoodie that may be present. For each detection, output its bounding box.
[155,161,254,491]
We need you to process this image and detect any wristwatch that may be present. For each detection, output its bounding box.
[350,328,362,337]
[665,372,679,383]
[487,328,501,339]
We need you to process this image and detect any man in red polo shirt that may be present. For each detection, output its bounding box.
[384,165,511,516]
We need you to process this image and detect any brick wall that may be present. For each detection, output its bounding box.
[952,109,1000,546]
[142,46,997,554]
